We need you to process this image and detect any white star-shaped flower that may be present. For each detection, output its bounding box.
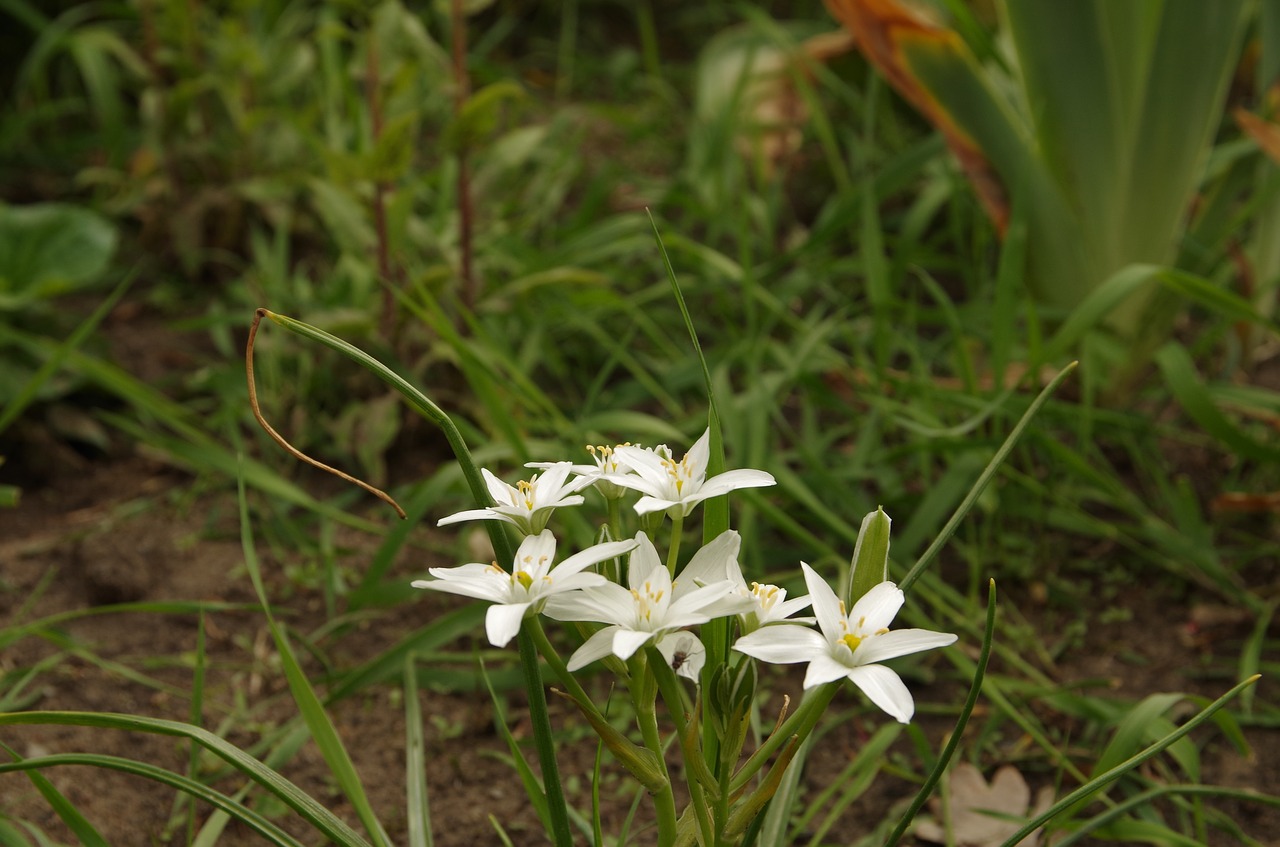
[437,462,589,536]
[609,429,775,517]
[733,563,957,722]
[543,531,746,680]
[412,530,637,647]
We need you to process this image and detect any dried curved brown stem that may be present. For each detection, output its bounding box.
[246,308,407,520]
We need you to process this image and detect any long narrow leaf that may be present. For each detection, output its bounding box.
[236,472,392,847]
[996,675,1261,847]
[0,711,370,846]
[0,754,307,847]
[403,654,434,847]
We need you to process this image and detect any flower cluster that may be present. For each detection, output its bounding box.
[415,428,957,722]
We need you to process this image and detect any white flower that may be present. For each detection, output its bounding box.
[733,563,957,723]
[437,462,589,536]
[543,532,745,677]
[412,530,637,648]
[528,443,638,501]
[676,531,812,633]
[609,429,776,517]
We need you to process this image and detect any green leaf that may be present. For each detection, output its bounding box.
[0,202,117,307]
[0,712,370,846]
[1156,342,1280,463]
[403,655,434,847]
[848,507,891,605]
[445,81,525,153]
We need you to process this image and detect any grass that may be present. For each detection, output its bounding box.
[1,1,1278,845]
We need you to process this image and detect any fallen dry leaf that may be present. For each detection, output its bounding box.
[915,762,1053,847]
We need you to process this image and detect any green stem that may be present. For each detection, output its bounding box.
[729,683,840,794]
[649,652,716,847]
[528,616,598,711]
[517,625,574,847]
[629,654,678,847]
[666,514,684,576]
[607,498,624,582]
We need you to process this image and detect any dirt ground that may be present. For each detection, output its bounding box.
[1,308,1278,846]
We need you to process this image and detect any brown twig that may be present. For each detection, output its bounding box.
[246,308,406,519]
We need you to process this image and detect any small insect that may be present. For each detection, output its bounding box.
[669,651,689,672]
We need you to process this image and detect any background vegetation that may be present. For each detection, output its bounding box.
[1,0,1277,844]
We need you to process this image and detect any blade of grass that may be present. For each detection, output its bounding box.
[996,675,1261,847]
[0,742,108,847]
[0,711,370,846]
[0,266,136,437]
[403,654,434,847]
[237,470,393,847]
[0,754,307,847]
[902,361,1077,592]
[885,578,997,847]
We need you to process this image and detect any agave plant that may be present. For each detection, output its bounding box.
[826,0,1251,372]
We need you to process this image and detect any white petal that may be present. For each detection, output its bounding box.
[556,538,638,578]
[437,508,505,527]
[691,469,776,501]
[733,625,828,664]
[686,429,711,473]
[847,663,915,723]
[664,581,732,626]
[418,566,508,603]
[524,460,597,477]
[677,530,742,594]
[485,603,531,647]
[803,653,855,688]
[535,462,574,497]
[627,532,664,590]
[855,629,957,665]
[849,582,904,633]
[482,468,513,504]
[566,627,620,671]
[549,572,609,594]
[613,446,671,489]
[611,628,655,661]
[657,632,706,680]
[543,583,634,624]
[608,474,667,500]
[516,531,558,577]
[801,562,845,642]
[632,495,681,515]
[770,595,814,621]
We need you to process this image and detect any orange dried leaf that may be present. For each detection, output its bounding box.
[824,0,1009,231]
[1234,106,1280,164]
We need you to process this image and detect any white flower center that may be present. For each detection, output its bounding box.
[835,607,890,658]
[510,478,538,511]
[749,582,781,613]
[630,580,666,625]
[587,443,632,473]
[656,446,698,495]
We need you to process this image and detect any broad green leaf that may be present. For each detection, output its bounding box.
[0,203,116,308]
